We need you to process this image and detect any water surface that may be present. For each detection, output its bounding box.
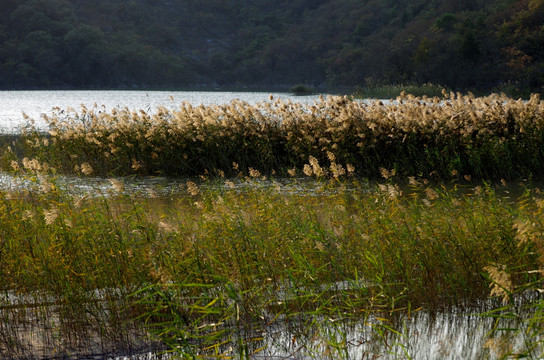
[0,90,324,132]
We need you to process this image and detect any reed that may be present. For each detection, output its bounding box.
[2,92,544,180]
[1,164,544,357]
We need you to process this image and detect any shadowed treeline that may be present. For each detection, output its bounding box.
[0,0,542,94]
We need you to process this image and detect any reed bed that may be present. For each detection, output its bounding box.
[1,162,544,357]
[2,92,544,358]
[2,92,544,180]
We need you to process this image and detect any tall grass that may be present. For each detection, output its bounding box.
[2,92,544,180]
[1,162,544,357]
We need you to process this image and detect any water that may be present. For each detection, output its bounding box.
[104,302,544,359]
[6,291,541,359]
[0,90,325,133]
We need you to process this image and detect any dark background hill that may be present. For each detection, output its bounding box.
[0,0,543,94]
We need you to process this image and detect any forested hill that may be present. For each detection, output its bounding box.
[0,0,543,93]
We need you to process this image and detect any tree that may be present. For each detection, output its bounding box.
[460,31,480,62]
[63,25,111,86]
[435,13,457,31]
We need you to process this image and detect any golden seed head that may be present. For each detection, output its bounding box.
[513,219,535,245]
[484,265,513,304]
[73,195,88,208]
[379,167,393,180]
[248,167,261,178]
[44,207,60,225]
[330,162,345,178]
[22,209,34,221]
[186,181,200,196]
[287,168,297,177]
[308,156,324,177]
[158,221,176,234]
[131,159,142,171]
[109,178,125,193]
[80,162,94,176]
[10,160,19,171]
[425,187,439,201]
[194,201,204,209]
[303,164,313,177]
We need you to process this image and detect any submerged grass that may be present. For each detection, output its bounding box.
[1,164,544,357]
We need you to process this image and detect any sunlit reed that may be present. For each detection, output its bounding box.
[2,92,543,179]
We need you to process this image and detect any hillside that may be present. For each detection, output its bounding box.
[0,0,542,93]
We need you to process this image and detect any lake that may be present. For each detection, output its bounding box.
[0,90,325,132]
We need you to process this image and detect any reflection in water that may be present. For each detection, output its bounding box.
[0,171,537,204]
[0,172,372,199]
[4,293,541,359]
[109,300,541,359]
